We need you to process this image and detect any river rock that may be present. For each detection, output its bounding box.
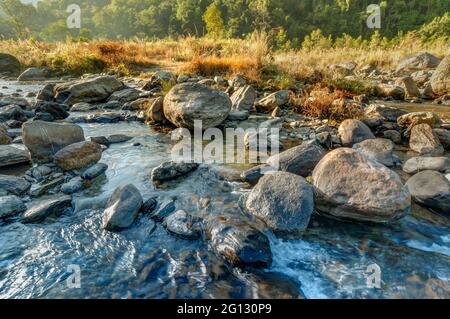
[377,84,405,100]
[403,156,450,174]
[0,174,30,195]
[29,176,65,197]
[406,170,450,215]
[383,130,402,144]
[34,101,69,120]
[0,195,26,219]
[398,112,441,128]
[245,172,314,233]
[107,87,141,104]
[54,75,124,105]
[122,97,149,111]
[0,144,30,167]
[163,83,231,129]
[0,97,29,108]
[145,96,166,123]
[230,85,257,111]
[21,195,73,223]
[22,121,85,163]
[36,83,55,101]
[430,53,450,96]
[206,215,272,268]
[396,76,420,98]
[163,210,201,239]
[240,164,272,186]
[312,148,411,223]
[353,138,395,167]
[365,104,407,122]
[396,52,441,73]
[70,102,97,112]
[54,141,102,170]
[151,161,199,182]
[61,177,84,194]
[0,105,27,123]
[433,129,450,149]
[256,90,290,112]
[0,53,21,76]
[17,67,50,81]
[266,142,325,177]
[140,197,157,215]
[338,119,375,146]
[102,184,143,231]
[81,163,108,180]
[409,124,444,155]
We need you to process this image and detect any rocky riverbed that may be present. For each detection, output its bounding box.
[0,51,450,299]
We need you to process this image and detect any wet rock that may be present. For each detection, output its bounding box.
[102,184,143,231]
[406,170,450,215]
[0,53,21,76]
[206,215,272,268]
[34,101,69,120]
[430,53,450,96]
[398,112,441,128]
[396,52,441,73]
[353,138,395,167]
[0,96,29,108]
[163,83,231,129]
[145,96,166,123]
[140,197,157,215]
[403,156,450,174]
[30,176,65,197]
[0,105,27,122]
[107,87,141,104]
[36,83,55,101]
[106,134,133,144]
[54,141,102,170]
[17,67,50,81]
[227,110,249,121]
[81,163,108,180]
[54,75,124,105]
[0,144,30,167]
[240,164,272,186]
[61,177,84,194]
[266,141,325,177]
[384,130,402,144]
[245,172,314,233]
[0,195,26,219]
[88,136,109,146]
[312,148,411,223]
[70,102,97,112]
[338,119,375,146]
[0,174,30,195]
[433,128,450,149]
[163,210,201,239]
[230,85,257,111]
[255,90,290,112]
[22,121,85,163]
[409,124,444,155]
[21,195,73,223]
[151,161,199,182]
[149,198,176,221]
[365,104,407,122]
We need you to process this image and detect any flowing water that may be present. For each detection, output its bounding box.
[0,81,449,299]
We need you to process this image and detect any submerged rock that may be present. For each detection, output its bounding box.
[54,141,102,170]
[0,174,30,196]
[0,144,30,167]
[403,156,450,174]
[21,196,73,223]
[22,121,85,163]
[163,83,231,129]
[0,195,26,219]
[245,172,314,233]
[102,184,143,231]
[163,210,201,239]
[409,124,444,155]
[353,138,395,167]
[406,170,450,215]
[338,119,375,146]
[312,148,411,223]
[151,161,199,182]
[206,215,272,268]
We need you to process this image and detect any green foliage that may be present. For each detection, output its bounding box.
[203,3,225,38]
[302,29,333,50]
[325,78,378,96]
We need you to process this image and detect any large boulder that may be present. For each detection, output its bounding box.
[54,141,102,170]
[338,119,375,146]
[245,172,314,233]
[406,170,450,215]
[403,156,450,174]
[0,53,21,76]
[430,54,450,96]
[0,145,30,168]
[163,83,231,129]
[266,142,325,177]
[22,121,85,163]
[102,184,143,231]
[312,148,411,223]
[21,196,73,223]
[353,138,395,167]
[206,215,272,268]
[0,195,26,219]
[230,85,257,111]
[0,174,30,196]
[54,75,124,105]
[409,124,444,155]
[396,52,441,73]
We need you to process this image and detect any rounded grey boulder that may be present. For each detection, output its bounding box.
[338,119,375,146]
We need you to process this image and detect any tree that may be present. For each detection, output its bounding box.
[203,3,225,38]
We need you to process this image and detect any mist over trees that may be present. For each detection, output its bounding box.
[0,0,449,45]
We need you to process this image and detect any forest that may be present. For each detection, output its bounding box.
[0,0,449,46]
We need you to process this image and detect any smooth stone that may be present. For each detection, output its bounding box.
[149,199,176,222]
[34,101,69,120]
[430,53,450,96]
[403,156,450,174]
[0,195,26,219]
[163,210,201,239]
[81,163,108,180]
[397,112,441,128]
[61,177,85,194]
[338,119,375,146]
[151,161,199,182]
[21,196,72,223]
[409,124,444,155]
[256,90,290,112]
[54,141,102,171]
[353,138,395,167]
[240,164,273,186]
